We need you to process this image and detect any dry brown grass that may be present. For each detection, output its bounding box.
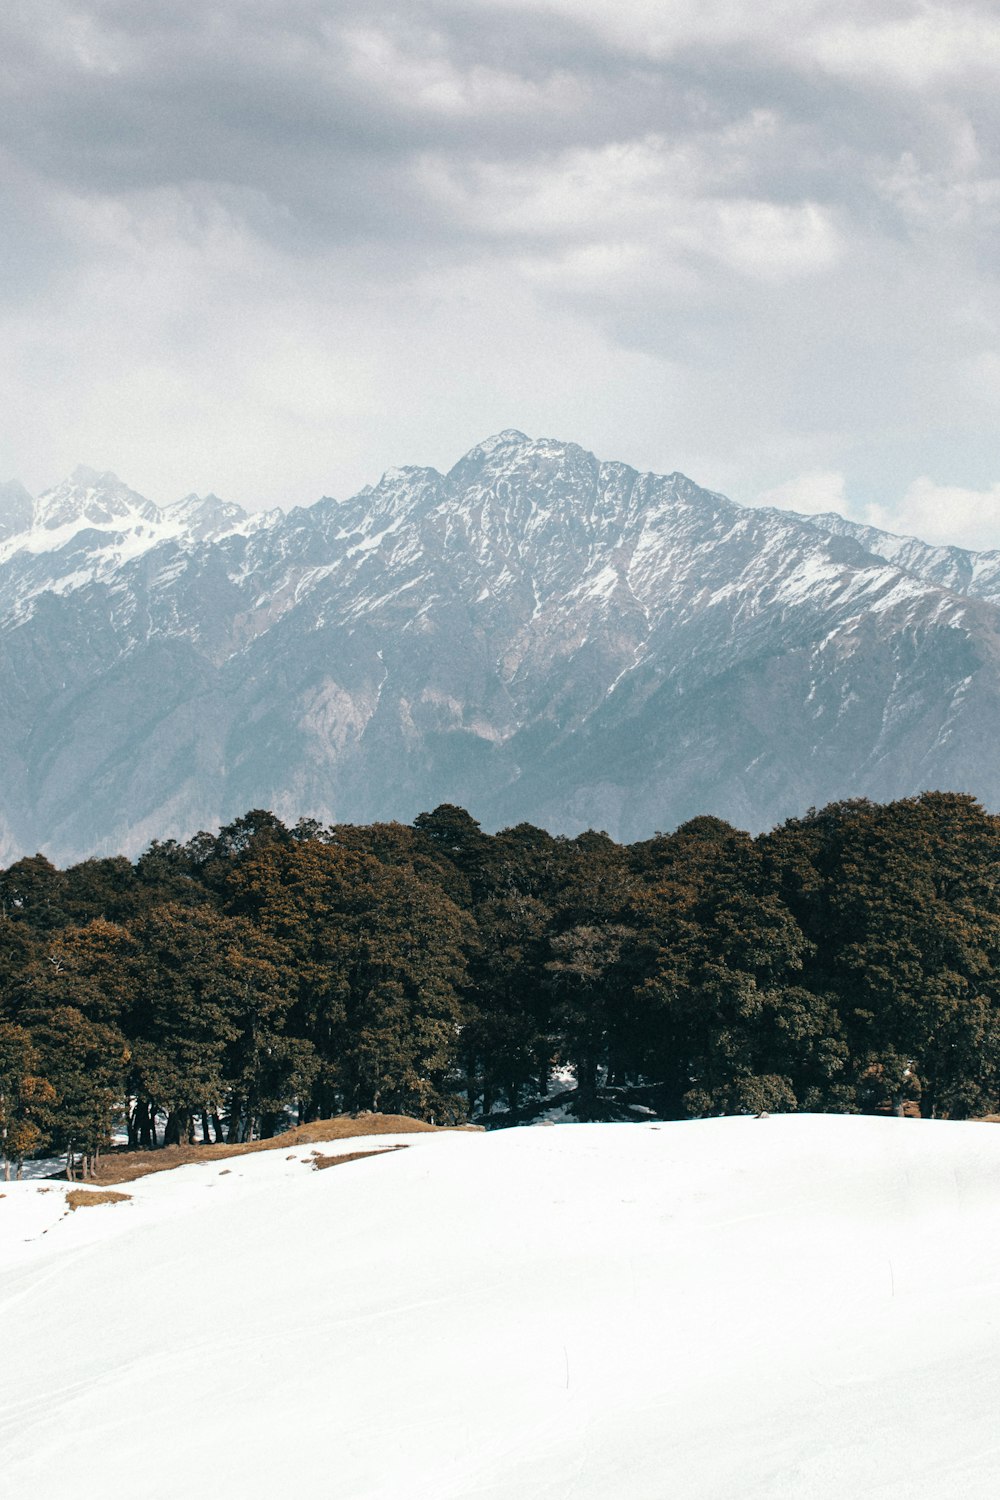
[66,1189,132,1211]
[88,1113,480,1187]
[309,1144,408,1170]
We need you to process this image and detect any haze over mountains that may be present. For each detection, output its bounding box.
[1,431,999,863]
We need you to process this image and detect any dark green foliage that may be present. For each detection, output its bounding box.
[0,1021,55,1176]
[463,891,554,1112]
[0,855,69,931]
[221,839,472,1121]
[25,1005,127,1175]
[60,857,142,925]
[629,818,847,1117]
[3,790,1000,1168]
[762,792,1000,1117]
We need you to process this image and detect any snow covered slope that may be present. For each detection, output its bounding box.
[2,1116,999,1499]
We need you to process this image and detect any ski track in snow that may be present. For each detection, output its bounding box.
[2,1115,1000,1499]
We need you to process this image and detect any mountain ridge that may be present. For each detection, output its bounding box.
[0,432,997,862]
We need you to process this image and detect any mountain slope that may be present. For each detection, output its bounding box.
[3,1117,1000,1499]
[2,433,1000,859]
[791,508,1000,604]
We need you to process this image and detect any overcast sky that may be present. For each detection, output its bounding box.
[4,1,1000,548]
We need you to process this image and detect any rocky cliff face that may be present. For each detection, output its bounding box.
[1,431,998,861]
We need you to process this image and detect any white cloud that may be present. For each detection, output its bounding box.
[494,0,1000,83]
[865,478,1000,552]
[496,0,832,61]
[419,133,841,287]
[342,25,584,118]
[755,471,850,515]
[752,470,1000,553]
[4,0,1000,523]
[804,7,1000,88]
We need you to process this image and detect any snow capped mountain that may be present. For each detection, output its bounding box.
[162,492,256,542]
[0,470,267,626]
[31,464,160,531]
[1,433,1000,861]
[791,509,1000,605]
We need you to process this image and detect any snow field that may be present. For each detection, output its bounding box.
[2,1115,1000,1499]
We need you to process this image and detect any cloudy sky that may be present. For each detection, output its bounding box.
[4,1,1000,548]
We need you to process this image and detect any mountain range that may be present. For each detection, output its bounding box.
[1,431,998,863]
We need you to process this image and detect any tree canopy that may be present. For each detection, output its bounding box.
[2,791,999,1177]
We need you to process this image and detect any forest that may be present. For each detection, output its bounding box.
[2,791,999,1178]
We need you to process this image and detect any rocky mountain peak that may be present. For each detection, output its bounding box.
[33,467,161,532]
[163,492,251,542]
[0,432,999,864]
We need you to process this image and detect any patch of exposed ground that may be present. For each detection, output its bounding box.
[309,1145,408,1170]
[66,1189,132,1211]
[84,1114,481,1186]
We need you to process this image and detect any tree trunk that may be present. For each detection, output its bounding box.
[575,1055,597,1119]
[211,1112,225,1144]
[2,1158,9,1183]
[922,1076,937,1121]
[164,1110,189,1147]
[134,1098,152,1150]
[227,1101,244,1144]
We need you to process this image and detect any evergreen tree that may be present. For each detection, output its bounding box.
[223,839,472,1121]
[634,818,845,1116]
[765,793,1000,1117]
[0,854,69,932]
[463,891,554,1114]
[26,1005,126,1178]
[127,905,253,1145]
[0,1022,55,1179]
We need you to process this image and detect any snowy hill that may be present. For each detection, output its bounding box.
[2,1116,1000,1498]
[4,432,1000,858]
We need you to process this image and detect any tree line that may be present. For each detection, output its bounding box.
[2,791,999,1178]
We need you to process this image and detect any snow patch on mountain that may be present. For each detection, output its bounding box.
[4,432,1000,857]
